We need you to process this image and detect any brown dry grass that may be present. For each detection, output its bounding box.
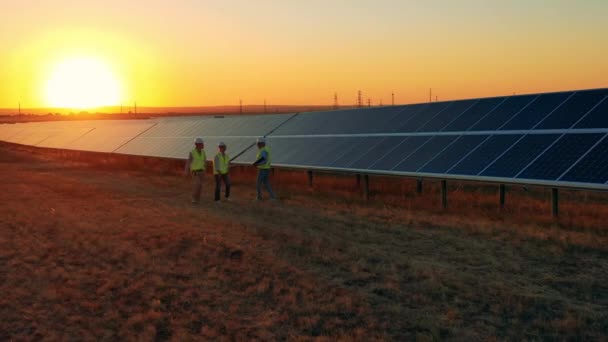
[1,143,607,340]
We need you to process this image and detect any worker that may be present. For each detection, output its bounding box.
[213,141,231,202]
[252,137,276,200]
[185,137,206,204]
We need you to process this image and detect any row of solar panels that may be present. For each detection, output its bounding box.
[1,88,607,190]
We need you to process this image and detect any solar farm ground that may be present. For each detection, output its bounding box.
[1,143,607,340]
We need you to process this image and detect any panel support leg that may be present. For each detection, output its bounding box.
[356,174,361,189]
[364,175,370,200]
[499,184,506,210]
[552,188,559,218]
[441,180,448,209]
[307,170,313,188]
[416,178,423,195]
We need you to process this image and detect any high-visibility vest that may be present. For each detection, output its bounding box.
[213,152,230,175]
[190,148,206,171]
[256,146,271,169]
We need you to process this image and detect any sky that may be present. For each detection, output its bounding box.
[1,0,607,109]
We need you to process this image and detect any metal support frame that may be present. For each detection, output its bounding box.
[552,188,559,218]
[499,184,506,209]
[356,174,361,188]
[416,178,423,195]
[441,180,448,209]
[363,175,370,200]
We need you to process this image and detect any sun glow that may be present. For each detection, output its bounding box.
[44,57,122,109]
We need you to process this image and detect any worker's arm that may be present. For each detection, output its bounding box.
[184,152,192,175]
[252,150,267,166]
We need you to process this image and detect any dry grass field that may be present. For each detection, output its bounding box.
[1,143,607,340]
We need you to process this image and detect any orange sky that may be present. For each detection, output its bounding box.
[1,0,607,110]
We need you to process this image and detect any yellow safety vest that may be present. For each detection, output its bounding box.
[213,152,230,175]
[190,148,206,171]
[256,146,271,169]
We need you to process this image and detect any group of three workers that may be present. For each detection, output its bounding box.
[185,137,276,203]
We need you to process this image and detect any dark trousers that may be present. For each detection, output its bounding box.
[214,174,231,201]
[256,169,275,199]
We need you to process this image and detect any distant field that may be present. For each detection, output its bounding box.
[0,144,607,340]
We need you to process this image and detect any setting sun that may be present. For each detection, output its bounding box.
[44,57,122,109]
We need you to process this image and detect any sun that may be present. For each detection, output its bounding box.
[44,57,122,109]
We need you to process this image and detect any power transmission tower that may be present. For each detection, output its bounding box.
[357,90,362,108]
[264,99,267,113]
[429,88,432,103]
[379,99,383,106]
[18,102,21,115]
[367,98,371,107]
[333,92,339,110]
[392,92,395,106]
[239,99,243,114]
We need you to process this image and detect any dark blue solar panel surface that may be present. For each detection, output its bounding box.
[272,138,312,165]
[517,133,603,180]
[334,107,407,134]
[307,137,361,167]
[368,136,432,171]
[420,135,489,173]
[469,95,537,131]
[417,100,477,132]
[442,98,505,132]
[534,89,608,129]
[392,136,458,172]
[481,134,560,178]
[448,134,523,176]
[499,92,571,130]
[346,136,409,170]
[573,97,608,129]
[393,102,449,132]
[329,137,383,168]
[560,134,608,184]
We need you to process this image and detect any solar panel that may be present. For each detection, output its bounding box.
[419,135,489,173]
[417,100,478,132]
[469,95,536,131]
[480,134,560,178]
[3,87,608,190]
[572,96,608,129]
[534,89,608,129]
[441,97,505,132]
[499,92,572,130]
[560,134,608,183]
[448,134,522,176]
[68,121,156,153]
[392,136,458,172]
[115,114,296,161]
[516,133,604,180]
[368,136,431,171]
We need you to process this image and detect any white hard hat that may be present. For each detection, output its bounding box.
[195,137,204,144]
[218,141,226,147]
[256,137,266,144]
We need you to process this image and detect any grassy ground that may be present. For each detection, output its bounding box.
[0,144,607,340]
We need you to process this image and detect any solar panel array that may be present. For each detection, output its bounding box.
[1,87,607,190]
[233,88,608,190]
[114,114,295,159]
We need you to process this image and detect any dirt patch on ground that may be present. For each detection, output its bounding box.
[1,144,607,340]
